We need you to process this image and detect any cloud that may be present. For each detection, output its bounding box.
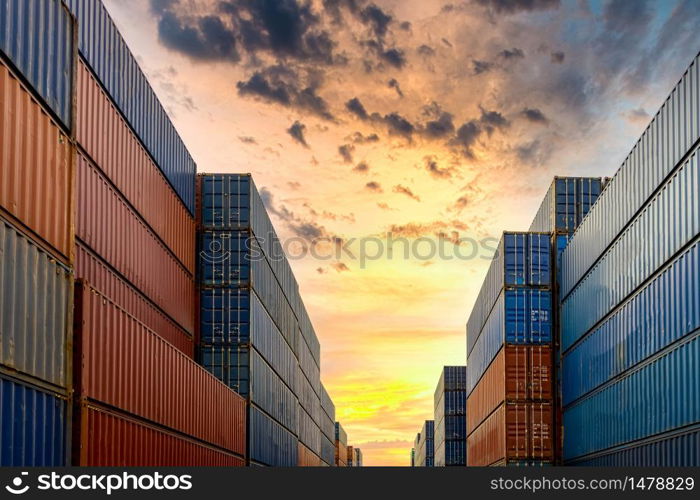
[472,59,494,75]
[499,47,525,60]
[359,3,393,40]
[339,144,356,163]
[377,202,395,210]
[354,161,370,173]
[388,78,404,97]
[287,121,309,147]
[624,107,650,124]
[520,107,549,124]
[448,195,471,213]
[365,181,383,192]
[393,184,421,201]
[479,106,509,136]
[156,10,240,62]
[351,131,380,144]
[515,139,551,166]
[451,120,482,158]
[422,105,455,139]
[474,0,561,14]
[346,97,369,120]
[238,136,257,144]
[424,157,455,179]
[550,51,565,63]
[287,181,302,190]
[417,44,435,56]
[331,261,351,272]
[316,267,327,274]
[380,112,415,140]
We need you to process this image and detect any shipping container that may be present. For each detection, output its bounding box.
[0,59,74,263]
[0,371,68,466]
[248,405,298,466]
[74,402,245,466]
[335,440,347,466]
[65,0,197,214]
[321,435,335,466]
[76,152,194,333]
[529,178,603,235]
[0,0,74,129]
[434,366,466,466]
[335,421,347,445]
[346,445,354,466]
[0,217,72,389]
[562,239,700,407]
[561,147,700,352]
[490,460,553,467]
[415,420,434,467]
[298,441,323,466]
[354,447,363,466]
[467,233,551,357]
[467,289,552,395]
[320,383,336,422]
[468,346,553,432]
[298,404,321,456]
[561,53,700,297]
[467,403,553,466]
[563,332,700,461]
[566,426,700,466]
[75,242,193,357]
[74,282,246,456]
[75,58,195,272]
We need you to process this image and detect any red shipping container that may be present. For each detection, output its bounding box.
[298,442,323,467]
[73,281,245,457]
[0,59,73,264]
[75,59,194,272]
[75,241,193,357]
[468,345,552,431]
[467,403,553,466]
[75,151,194,333]
[74,402,245,466]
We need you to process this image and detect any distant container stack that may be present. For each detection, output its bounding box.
[335,422,348,466]
[414,421,434,467]
[354,448,363,467]
[434,366,466,466]
[559,53,700,466]
[0,0,76,466]
[466,233,554,466]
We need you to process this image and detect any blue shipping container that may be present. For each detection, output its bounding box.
[563,332,700,461]
[0,373,67,466]
[467,289,552,395]
[65,0,196,214]
[529,177,603,235]
[0,217,72,389]
[335,421,347,444]
[467,233,551,357]
[562,239,700,407]
[0,0,74,129]
[249,405,298,467]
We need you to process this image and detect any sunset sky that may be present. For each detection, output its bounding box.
[104,0,700,465]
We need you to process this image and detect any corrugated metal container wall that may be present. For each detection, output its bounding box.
[76,152,194,333]
[467,289,552,395]
[335,440,347,466]
[74,282,246,456]
[0,0,74,129]
[75,59,195,272]
[298,442,322,466]
[567,427,700,466]
[75,403,245,467]
[563,333,700,462]
[467,233,551,356]
[0,372,68,466]
[346,445,354,466]
[561,147,700,352]
[65,0,196,214]
[321,436,335,465]
[75,242,193,357]
[335,422,347,444]
[0,218,72,388]
[467,403,553,466]
[249,406,298,466]
[249,350,298,433]
[0,60,74,263]
[298,405,321,455]
[561,53,700,297]
[562,240,700,407]
[468,346,552,432]
[529,178,603,235]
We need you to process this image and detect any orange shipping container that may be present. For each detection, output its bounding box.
[75,151,195,333]
[335,440,347,466]
[467,403,553,466]
[75,59,194,272]
[468,345,552,432]
[298,442,323,467]
[0,60,73,263]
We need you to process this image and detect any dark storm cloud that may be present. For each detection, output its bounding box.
[474,0,561,14]
[423,111,455,139]
[157,11,240,61]
[351,131,380,144]
[287,121,309,147]
[380,112,415,140]
[550,51,565,63]
[499,47,525,60]
[359,3,393,40]
[346,97,369,120]
[521,107,549,124]
[259,187,340,242]
[322,0,363,24]
[479,107,509,135]
[452,120,482,158]
[379,48,407,68]
[472,60,494,75]
[388,78,404,97]
[339,144,355,162]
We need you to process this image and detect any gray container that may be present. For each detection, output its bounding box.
[0,217,72,389]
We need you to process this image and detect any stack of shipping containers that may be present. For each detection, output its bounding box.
[354,448,363,466]
[466,233,554,466]
[415,421,434,467]
[335,422,348,466]
[433,366,466,466]
[0,0,76,466]
[320,384,337,466]
[346,445,355,467]
[559,53,700,466]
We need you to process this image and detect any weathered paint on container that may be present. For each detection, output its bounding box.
[529,177,603,235]
[566,426,700,466]
[320,383,336,422]
[562,239,700,407]
[561,147,700,352]
[248,405,298,466]
[298,405,321,455]
[76,152,194,333]
[561,53,700,298]
[335,439,347,466]
[74,282,246,456]
[0,60,74,263]
[563,332,700,461]
[467,233,551,357]
[0,371,68,466]
[296,363,321,426]
[467,403,553,466]
[75,59,195,272]
[346,445,355,466]
[74,402,245,466]
[75,242,193,357]
[0,0,74,129]
[434,366,466,466]
[468,346,553,432]
[0,217,72,389]
[321,435,335,466]
[65,0,196,214]
[298,441,323,466]
[467,289,552,395]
